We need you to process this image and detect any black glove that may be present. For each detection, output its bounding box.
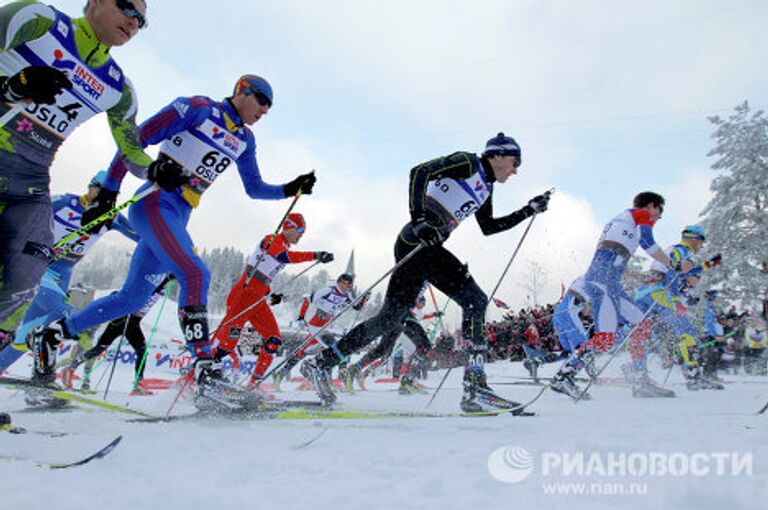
[315,251,334,263]
[411,217,444,247]
[283,171,316,197]
[81,188,119,233]
[0,66,72,105]
[669,259,683,272]
[352,291,371,311]
[528,192,551,214]
[147,158,188,192]
[269,293,284,306]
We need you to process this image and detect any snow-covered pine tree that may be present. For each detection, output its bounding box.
[699,101,768,312]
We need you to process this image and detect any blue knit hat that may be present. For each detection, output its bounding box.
[482,132,521,162]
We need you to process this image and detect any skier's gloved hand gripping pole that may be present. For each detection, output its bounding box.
[256,244,426,386]
[51,185,160,262]
[426,189,554,409]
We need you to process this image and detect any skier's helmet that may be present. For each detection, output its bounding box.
[337,273,354,285]
[482,132,521,164]
[233,74,273,107]
[282,213,305,233]
[682,225,706,241]
[89,170,108,188]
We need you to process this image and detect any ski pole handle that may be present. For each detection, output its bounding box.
[51,185,159,261]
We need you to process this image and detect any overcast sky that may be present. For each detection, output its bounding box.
[46,0,768,324]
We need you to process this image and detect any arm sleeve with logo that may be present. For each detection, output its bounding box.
[103,97,210,191]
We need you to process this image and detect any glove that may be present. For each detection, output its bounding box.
[81,188,119,233]
[269,293,283,306]
[147,158,188,192]
[411,217,444,247]
[0,66,72,104]
[669,259,683,272]
[703,253,722,270]
[283,171,316,197]
[527,192,551,214]
[314,251,334,263]
[353,291,371,311]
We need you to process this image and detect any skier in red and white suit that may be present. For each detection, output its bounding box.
[273,274,367,384]
[212,213,333,387]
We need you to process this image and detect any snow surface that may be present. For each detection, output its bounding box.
[1,309,767,510]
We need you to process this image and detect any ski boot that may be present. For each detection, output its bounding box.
[550,364,590,401]
[300,359,336,406]
[460,368,524,414]
[523,357,541,382]
[685,367,725,391]
[338,363,354,394]
[129,378,154,396]
[194,359,262,412]
[631,370,675,398]
[61,351,86,389]
[581,346,600,380]
[272,368,288,392]
[398,374,428,395]
[344,363,361,394]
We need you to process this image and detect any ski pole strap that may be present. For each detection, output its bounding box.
[52,185,159,261]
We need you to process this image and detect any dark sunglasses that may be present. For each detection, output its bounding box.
[116,0,147,29]
[253,92,272,108]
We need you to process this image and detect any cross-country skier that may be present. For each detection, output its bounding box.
[627,225,723,394]
[272,273,364,390]
[61,275,174,396]
[211,212,334,389]
[346,287,442,394]
[301,132,551,411]
[0,171,137,372]
[30,74,317,409]
[550,192,678,400]
[0,0,154,328]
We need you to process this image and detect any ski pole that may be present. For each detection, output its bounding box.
[52,185,159,261]
[102,316,132,401]
[128,279,173,395]
[257,244,425,385]
[488,188,554,302]
[426,196,548,408]
[207,188,304,347]
[216,260,321,332]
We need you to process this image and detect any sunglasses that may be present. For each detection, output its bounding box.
[252,92,272,108]
[116,0,147,29]
[295,227,305,234]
